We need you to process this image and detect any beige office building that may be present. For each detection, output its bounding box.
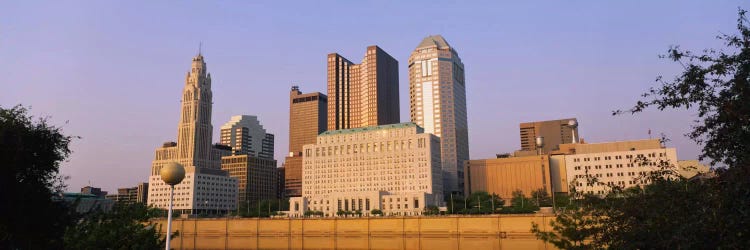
[409,35,469,195]
[147,53,238,215]
[221,155,278,205]
[519,118,579,154]
[327,46,399,131]
[465,138,701,201]
[285,86,327,197]
[560,139,680,195]
[288,123,443,217]
[464,155,551,201]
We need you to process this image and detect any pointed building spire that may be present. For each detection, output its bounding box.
[198,42,202,56]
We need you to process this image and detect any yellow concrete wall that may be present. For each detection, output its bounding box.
[155,215,556,249]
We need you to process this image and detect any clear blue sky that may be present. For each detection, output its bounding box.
[2,1,747,192]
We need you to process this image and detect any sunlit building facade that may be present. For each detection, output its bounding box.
[288,123,443,217]
[147,53,238,215]
[408,35,469,195]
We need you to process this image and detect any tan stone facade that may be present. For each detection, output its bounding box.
[221,155,278,204]
[285,86,327,197]
[464,155,552,201]
[289,123,443,217]
[327,46,399,131]
[409,35,469,195]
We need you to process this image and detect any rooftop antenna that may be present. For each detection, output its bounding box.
[198,42,202,56]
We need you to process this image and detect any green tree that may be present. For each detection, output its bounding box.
[370,209,383,216]
[503,190,538,214]
[63,203,169,249]
[0,105,75,249]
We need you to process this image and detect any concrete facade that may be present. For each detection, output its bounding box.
[155,215,558,249]
[147,53,238,215]
[464,155,552,201]
[289,123,443,217]
[409,35,469,195]
[562,139,679,195]
[327,46,399,131]
[285,86,327,197]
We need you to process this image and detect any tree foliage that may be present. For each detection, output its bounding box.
[447,191,505,214]
[63,203,169,249]
[0,105,75,249]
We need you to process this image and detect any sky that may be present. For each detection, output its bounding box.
[2,1,747,193]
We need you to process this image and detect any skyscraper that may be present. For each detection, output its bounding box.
[220,115,274,160]
[147,53,238,215]
[408,35,469,195]
[284,86,327,197]
[327,45,399,131]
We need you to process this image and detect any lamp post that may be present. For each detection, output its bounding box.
[160,162,185,250]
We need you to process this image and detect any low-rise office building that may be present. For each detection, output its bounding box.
[559,139,679,195]
[105,182,148,204]
[464,155,552,201]
[288,123,443,217]
[221,155,278,206]
[148,166,238,215]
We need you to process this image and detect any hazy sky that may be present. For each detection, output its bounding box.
[2,1,747,192]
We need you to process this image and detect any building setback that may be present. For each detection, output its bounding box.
[288,123,443,217]
[284,86,327,197]
[409,35,469,195]
[147,53,238,215]
[220,115,274,160]
[327,45,399,131]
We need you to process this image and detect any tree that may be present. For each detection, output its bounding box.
[370,209,383,216]
[63,203,169,249]
[423,205,440,215]
[531,189,553,207]
[503,190,538,214]
[0,105,75,249]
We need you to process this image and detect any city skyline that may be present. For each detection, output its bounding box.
[2,1,746,192]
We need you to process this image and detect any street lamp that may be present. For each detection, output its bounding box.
[160,162,185,250]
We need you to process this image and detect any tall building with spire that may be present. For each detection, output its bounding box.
[147,53,237,215]
[408,35,469,195]
[327,45,399,131]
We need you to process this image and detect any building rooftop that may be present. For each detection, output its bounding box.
[416,35,451,49]
[320,123,422,136]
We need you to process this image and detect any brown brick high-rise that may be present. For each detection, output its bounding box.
[327,45,399,130]
[284,86,327,197]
